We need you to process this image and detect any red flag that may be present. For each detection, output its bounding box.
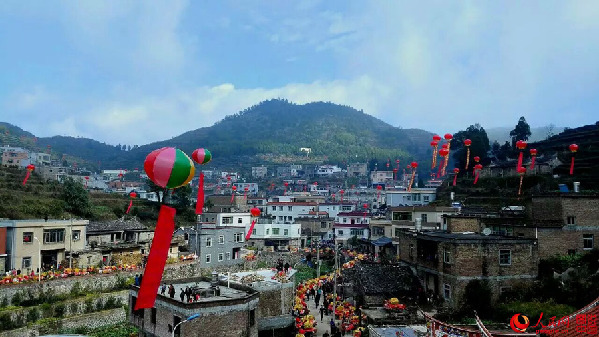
[126,200,133,214]
[195,173,204,214]
[22,171,31,185]
[134,205,176,310]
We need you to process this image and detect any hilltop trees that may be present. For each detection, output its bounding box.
[510,117,532,146]
[451,124,491,170]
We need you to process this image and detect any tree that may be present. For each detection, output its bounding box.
[510,117,532,147]
[461,280,492,318]
[145,179,164,204]
[61,177,91,217]
[451,124,491,171]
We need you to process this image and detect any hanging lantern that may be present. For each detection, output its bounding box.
[22,164,35,185]
[431,135,441,169]
[245,207,261,240]
[473,164,483,185]
[339,189,345,202]
[376,185,382,200]
[517,167,526,196]
[442,134,453,177]
[569,144,578,175]
[408,162,418,191]
[516,140,527,171]
[244,186,249,200]
[464,139,472,170]
[284,181,289,196]
[529,149,537,171]
[126,191,137,214]
[231,185,237,203]
[453,168,460,186]
[84,176,89,188]
[438,149,449,178]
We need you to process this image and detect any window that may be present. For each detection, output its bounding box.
[249,309,255,326]
[567,216,576,225]
[423,196,430,202]
[234,233,243,242]
[205,254,211,264]
[321,222,328,229]
[443,249,451,264]
[266,229,270,235]
[350,229,364,236]
[252,228,256,235]
[278,206,283,211]
[206,237,212,247]
[272,206,276,211]
[395,228,401,237]
[342,218,347,223]
[278,216,284,221]
[373,227,384,236]
[583,234,594,250]
[43,229,65,243]
[222,217,233,224]
[219,235,224,244]
[237,218,243,223]
[22,257,32,269]
[342,206,352,211]
[393,212,412,221]
[218,253,224,261]
[338,230,344,236]
[288,206,293,211]
[226,252,231,260]
[151,308,157,324]
[23,232,33,243]
[421,214,428,222]
[284,229,289,236]
[443,284,451,300]
[72,230,81,241]
[272,228,280,235]
[499,250,511,266]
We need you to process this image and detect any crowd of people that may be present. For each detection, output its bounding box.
[293,251,368,337]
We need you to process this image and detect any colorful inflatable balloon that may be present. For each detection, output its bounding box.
[569,144,578,175]
[191,148,212,215]
[22,164,35,185]
[144,147,195,189]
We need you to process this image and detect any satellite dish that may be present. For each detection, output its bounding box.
[482,228,492,236]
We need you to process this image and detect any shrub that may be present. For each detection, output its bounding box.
[40,302,53,318]
[11,292,23,307]
[54,303,66,317]
[69,302,79,315]
[104,296,117,309]
[95,298,104,311]
[85,298,94,313]
[27,308,40,323]
[0,297,7,308]
[0,312,15,331]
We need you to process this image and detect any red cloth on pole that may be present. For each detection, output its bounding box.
[134,205,176,310]
[22,171,31,185]
[195,173,204,214]
[570,157,575,175]
[474,170,480,184]
[529,157,536,170]
[126,200,133,214]
[517,152,523,170]
[453,175,457,186]
[245,220,257,241]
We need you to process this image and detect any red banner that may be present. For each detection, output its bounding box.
[195,173,204,214]
[134,205,176,310]
[126,200,133,214]
[245,220,257,241]
[22,171,31,185]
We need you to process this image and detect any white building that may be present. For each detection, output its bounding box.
[247,222,302,250]
[29,152,51,167]
[233,182,259,196]
[333,211,371,244]
[199,212,252,228]
[316,165,342,176]
[317,203,355,218]
[251,166,268,179]
[386,188,437,207]
[370,170,394,185]
[267,202,317,223]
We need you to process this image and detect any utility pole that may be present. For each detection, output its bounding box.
[316,238,320,278]
[69,217,73,269]
[333,242,338,303]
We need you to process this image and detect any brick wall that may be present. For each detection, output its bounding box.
[447,217,479,233]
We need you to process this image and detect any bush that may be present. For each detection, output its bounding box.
[11,292,23,307]
[104,296,116,309]
[461,280,492,318]
[27,308,40,323]
[85,298,94,313]
[0,312,15,331]
[95,299,104,312]
[494,300,575,325]
[40,302,53,318]
[69,302,79,315]
[54,303,66,317]
[0,297,7,308]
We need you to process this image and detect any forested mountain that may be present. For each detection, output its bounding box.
[1,100,434,170]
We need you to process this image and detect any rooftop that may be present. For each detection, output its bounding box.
[87,217,148,233]
[411,230,537,244]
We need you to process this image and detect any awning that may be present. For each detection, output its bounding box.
[372,236,393,246]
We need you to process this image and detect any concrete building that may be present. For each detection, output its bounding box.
[1,146,30,167]
[251,166,268,179]
[317,203,355,218]
[334,211,371,244]
[199,212,252,229]
[370,170,394,186]
[390,206,458,231]
[266,202,316,223]
[386,188,437,207]
[232,182,259,197]
[315,165,342,176]
[347,163,368,177]
[396,230,538,307]
[29,152,51,167]
[0,219,88,273]
[246,221,302,250]
[187,224,245,268]
[130,277,260,337]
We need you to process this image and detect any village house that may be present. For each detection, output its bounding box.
[251,165,268,179]
[334,211,371,245]
[347,163,368,177]
[386,188,437,207]
[370,170,394,186]
[0,219,88,273]
[266,201,317,223]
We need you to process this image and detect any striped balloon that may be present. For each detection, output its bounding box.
[144,147,195,188]
[192,148,212,165]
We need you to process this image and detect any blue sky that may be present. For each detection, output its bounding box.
[1,1,598,145]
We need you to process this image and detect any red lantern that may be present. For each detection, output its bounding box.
[408,162,418,191]
[126,191,137,214]
[517,167,526,196]
[84,176,89,188]
[515,140,527,171]
[22,164,35,185]
[431,136,440,169]
[444,133,453,141]
[438,148,449,178]
[569,144,578,175]
[244,186,249,200]
[442,134,453,176]
[529,149,538,171]
[283,181,289,195]
[231,185,237,203]
[474,156,480,163]
[473,164,483,185]
[464,139,472,170]
[246,207,261,240]
[433,135,442,142]
[392,168,398,180]
[339,189,345,202]
[453,168,460,186]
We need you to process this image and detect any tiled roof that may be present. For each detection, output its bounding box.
[87,217,148,233]
[267,202,317,206]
